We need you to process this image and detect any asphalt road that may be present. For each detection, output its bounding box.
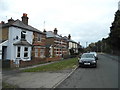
[56,53,119,88]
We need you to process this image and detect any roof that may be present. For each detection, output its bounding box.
[13,40,32,46]
[1,19,45,35]
[46,31,62,39]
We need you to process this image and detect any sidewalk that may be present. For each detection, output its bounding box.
[3,69,76,88]
[3,58,78,88]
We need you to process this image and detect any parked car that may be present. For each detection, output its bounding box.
[78,53,97,68]
[90,52,98,60]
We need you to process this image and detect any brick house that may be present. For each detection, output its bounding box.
[32,30,46,60]
[45,28,69,60]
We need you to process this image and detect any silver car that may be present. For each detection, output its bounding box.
[90,52,98,60]
[78,53,97,68]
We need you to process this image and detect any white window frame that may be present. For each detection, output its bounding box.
[24,47,28,57]
[17,46,21,58]
[40,48,45,58]
[35,48,38,57]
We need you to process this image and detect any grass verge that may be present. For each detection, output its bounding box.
[22,58,78,72]
[2,82,19,88]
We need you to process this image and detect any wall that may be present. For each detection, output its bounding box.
[1,27,9,41]
[7,26,33,61]
[33,32,46,46]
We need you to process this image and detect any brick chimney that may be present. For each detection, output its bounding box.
[21,13,29,25]
[68,34,71,40]
[43,29,46,33]
[8,17,14,24]
[54,28,58,35]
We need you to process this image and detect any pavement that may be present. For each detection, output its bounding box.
[2,59,78,88]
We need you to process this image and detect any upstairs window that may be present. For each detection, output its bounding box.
[21,31,26,40]
[37,34,41,41]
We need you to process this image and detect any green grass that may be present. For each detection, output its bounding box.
[2,82,19,88]
[22,58,78,72]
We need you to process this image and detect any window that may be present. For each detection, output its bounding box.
[17,47,21,57]
[37,34,41,41]
[24,47,28,57]
[40,48,45,58]
[21,31,26,40]
[35,48,38,57]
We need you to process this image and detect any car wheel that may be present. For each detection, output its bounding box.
[79,65,81,67]
[94,65,97,68]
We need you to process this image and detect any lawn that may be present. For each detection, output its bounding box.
[22,57,78,72]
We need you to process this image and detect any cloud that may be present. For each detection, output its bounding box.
[0,0,119,47]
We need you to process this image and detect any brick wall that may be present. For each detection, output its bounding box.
[19,57,61,67]
[46,57,61,62]
[2,60,16,68]
[19,58,45,67]
[2,27,9,41]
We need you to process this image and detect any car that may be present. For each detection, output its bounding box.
[90,52,98,60]
[78,53,97,68]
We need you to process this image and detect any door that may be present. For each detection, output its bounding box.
[2,46,7,60]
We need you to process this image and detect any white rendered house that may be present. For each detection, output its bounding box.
[0,13,43,67]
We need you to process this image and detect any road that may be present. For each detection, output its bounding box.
[56,53,119,88]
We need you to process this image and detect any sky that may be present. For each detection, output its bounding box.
[0,0,119,47]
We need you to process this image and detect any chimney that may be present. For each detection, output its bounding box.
[21,13,29,25]
[0,21,5,24]
[43,29,46,33]
[68,34,71,40]
[54,28,58,35]
[8,17,14,24]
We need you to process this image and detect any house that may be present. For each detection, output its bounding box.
[0,13,46,68]
[32,29,46,60]
[68,34,79,55]
[45,28,69,61]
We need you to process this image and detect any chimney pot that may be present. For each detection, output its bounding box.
[23,13,27,16]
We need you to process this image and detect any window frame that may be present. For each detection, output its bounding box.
[21,31,26,40]
[24,47,28,57]
[17,46,21,58]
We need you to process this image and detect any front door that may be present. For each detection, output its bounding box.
[2,46,7,60]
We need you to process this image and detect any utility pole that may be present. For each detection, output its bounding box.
[86,42,88,48]
[43,21,45,29]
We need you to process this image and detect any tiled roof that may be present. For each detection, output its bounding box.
[46,31,62,39]
[1,19,45,35]
[13,40,32,46]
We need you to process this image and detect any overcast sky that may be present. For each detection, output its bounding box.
[0,0,119,47]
